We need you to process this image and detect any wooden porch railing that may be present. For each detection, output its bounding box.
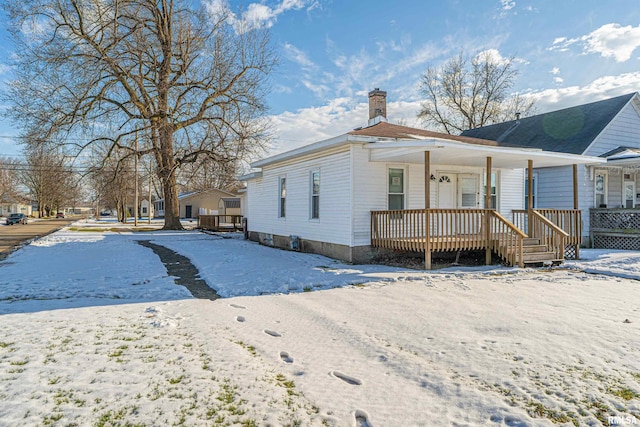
[490,211,526,268]
[198,215,244,231]
[513,209,580,259]
[371,209,488,253]
[371,209,527,268]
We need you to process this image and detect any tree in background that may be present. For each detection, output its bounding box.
[20,145,75,217]
[3,0,275,229]
[0,157,19,202]
[417,50,535,134]
[90,154,136,223]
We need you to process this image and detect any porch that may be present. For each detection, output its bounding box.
[371,208,581,269]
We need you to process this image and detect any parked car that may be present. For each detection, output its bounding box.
[56,212,65,218]
[6,213,27,225]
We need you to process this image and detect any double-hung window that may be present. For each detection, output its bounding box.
[310,171,320,219]
[483,172,498,209]
[279,177,286,218]
[388,168,405,210]
[524,172,537,209]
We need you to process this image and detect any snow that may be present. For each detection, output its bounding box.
[0,218,639,426]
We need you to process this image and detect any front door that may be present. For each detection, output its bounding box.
[625,181,635,208]
[437,174,456,208]
[185,205,193,218]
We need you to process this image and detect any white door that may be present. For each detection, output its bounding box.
[437,174,456,208]
[624,181,635,208]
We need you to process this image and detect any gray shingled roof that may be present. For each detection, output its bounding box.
[460,93,636,155]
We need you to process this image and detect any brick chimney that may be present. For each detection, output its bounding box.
[368,88,387,125]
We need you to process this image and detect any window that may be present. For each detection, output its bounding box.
[594,171,607,208]
[524,172,537,209]
[310,171,320,219]
[388,168,405,210]
[142,206,148,214]
[624,179,635,208]
[279,177,286,218]
[483,172,498,209]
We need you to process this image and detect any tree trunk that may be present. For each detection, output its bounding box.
[162,172,182,229]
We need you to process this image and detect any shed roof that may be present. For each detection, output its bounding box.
[460,93,637,155]
[219,198,241,209]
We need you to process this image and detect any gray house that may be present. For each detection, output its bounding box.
[462,92,640,249]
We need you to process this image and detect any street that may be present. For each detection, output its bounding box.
[0,217,79,258]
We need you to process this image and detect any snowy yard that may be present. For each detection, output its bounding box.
[0,219,639,426]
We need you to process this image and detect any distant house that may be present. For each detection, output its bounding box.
[0,194,32,217]
[241,89,603,269]
[461,92,640,249]
[153,188,236,219]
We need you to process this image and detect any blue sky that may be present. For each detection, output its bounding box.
[1,0,640,157]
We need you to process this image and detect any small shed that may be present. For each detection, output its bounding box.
[218,198,241,216]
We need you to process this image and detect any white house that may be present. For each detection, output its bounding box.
[153,188,236,219]
[241,89,604,269]
[461,92,640,249]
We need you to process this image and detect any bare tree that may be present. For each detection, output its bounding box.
[177,157,242,193]
[418,50,535,134]
[90,154,136,223]
[0,157,19,202]
[3,0,275,229]
[20,145,74,217]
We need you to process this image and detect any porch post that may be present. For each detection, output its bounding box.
[572,164,578,210]
[528,160,533,236]
[424,151,431,270]
[485,156,492,266]
[573,164,580,259]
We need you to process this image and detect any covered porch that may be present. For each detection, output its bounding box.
[366,138,604,269]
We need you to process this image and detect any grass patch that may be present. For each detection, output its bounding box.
[608,387,640,401]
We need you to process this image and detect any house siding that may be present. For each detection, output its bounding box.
[584,101,640,156]
[247,147,353,246]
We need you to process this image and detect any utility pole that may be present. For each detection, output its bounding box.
[148,158,152,225]
[134,130,139,227]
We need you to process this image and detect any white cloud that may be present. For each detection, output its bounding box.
[553,77,564,84]
[267,97,422,155]
[549,23,640,62]
[529,71,640,112]
[205,0,316,32]
[283,42,316,70]
[500,0,516,11]
[550,67,560,75]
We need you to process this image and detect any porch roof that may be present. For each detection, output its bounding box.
[365,138,606,168]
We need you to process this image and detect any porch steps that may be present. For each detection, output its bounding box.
[521,238,561,266]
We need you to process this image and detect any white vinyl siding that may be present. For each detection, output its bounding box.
[247,148,352,246]
[584,101,640,156]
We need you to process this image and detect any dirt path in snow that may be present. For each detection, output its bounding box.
[137,240,220,300]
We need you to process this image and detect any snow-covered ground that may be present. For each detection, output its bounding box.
[0,219,639,426]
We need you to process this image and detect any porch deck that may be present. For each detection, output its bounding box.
[371,209,580,269]
[198,215,244,232]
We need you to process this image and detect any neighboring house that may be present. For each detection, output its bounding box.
[0,194,33,217]
[154,188,236,219]
[241,89,603,269]
[461,92,640,249]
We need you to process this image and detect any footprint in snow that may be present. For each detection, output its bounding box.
[264,329,281,337]
[230,304,246,309]
[330,371,362,385]
[236,316,245,323]
[280,351,293,364]
[355,410,372,427]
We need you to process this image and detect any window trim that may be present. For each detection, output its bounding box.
[310,170,320,220]
[524,171,538,209]
[483,171,499,210]
[387,166,406,210]
[594,170,608,208]
[278,176,286,219]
